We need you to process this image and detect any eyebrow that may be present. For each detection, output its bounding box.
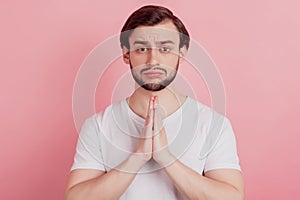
[159,40,175,45]
[133,40,175,45]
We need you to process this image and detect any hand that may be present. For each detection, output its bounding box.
[133,96,174,167]
[133,97,154,164]
[152,96,174,166]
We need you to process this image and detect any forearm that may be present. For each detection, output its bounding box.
[163,160,243,200]
[65,155,146,200]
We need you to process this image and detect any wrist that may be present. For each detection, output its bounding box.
[128,153,149,169]
[153,148,176,167]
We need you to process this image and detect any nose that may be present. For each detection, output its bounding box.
[146,48,159,66]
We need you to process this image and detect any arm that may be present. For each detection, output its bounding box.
[65,98,155,200]
[163,159,244,200]
[65,155,147,200]
[152,97,244,200]
[153,127,244,200]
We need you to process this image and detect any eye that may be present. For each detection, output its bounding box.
[135,47,149,53]
[159,46,171,53]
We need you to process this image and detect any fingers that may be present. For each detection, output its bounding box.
[153,96,169,161]
[143,96,164,138]
[153,96,163,136]
[143,96,154,138]
[146,96,155,123]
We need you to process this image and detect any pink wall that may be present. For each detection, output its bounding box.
[1,0,299,199]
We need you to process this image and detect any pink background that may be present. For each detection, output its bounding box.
[1,0,299,199]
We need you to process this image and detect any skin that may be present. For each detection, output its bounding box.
[65,20,244,200]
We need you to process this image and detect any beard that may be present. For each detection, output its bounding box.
[130,59,179,92]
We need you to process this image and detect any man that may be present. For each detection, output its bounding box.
[65,5,244,200]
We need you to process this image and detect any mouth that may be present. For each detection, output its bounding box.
[143,71,164,78]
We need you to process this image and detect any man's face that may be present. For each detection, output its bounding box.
[125,20,183,91]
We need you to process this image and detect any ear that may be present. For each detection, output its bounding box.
[122,47,130,64]
[178,46,187,64]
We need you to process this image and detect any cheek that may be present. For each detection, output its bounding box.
[129,53,147,65]
[162,56,179,68]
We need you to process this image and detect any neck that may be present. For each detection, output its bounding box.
[127,86,186,119]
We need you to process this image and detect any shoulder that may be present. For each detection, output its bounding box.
[185,97,235,157]
[83,100,126,129]
[185,97,230,125]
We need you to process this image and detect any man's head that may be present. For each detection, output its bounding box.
[120,5,190,50]
[120,5,190,91]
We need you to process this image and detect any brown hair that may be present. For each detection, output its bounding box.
[120,5,190,50]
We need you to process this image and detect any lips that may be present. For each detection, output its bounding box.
[143,71,164,78]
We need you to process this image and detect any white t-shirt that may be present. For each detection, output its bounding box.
[71,97,241,200]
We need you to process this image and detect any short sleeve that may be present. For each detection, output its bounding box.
[71,115,106,172]
[204,118,241,173]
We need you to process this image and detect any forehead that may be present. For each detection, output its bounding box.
[129,21,180,44]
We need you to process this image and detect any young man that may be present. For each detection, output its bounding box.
[65,5,244,200]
